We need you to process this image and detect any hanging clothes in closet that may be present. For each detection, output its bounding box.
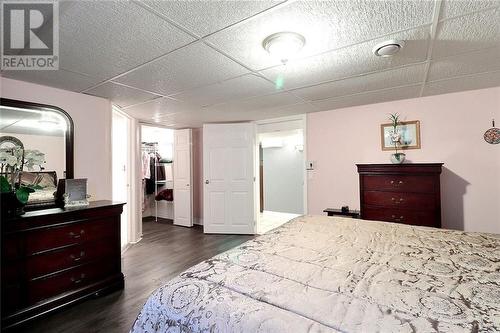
[145,153,166,194]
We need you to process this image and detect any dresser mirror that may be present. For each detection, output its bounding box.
[0,98,74,210]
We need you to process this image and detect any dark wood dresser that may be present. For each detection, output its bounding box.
[1,200,124,330]
[357,164,443,228]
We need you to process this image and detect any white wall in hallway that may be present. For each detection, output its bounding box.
[263,140,304,215]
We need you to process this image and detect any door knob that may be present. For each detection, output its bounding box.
[205,180,209,184]
[186,184,190,187]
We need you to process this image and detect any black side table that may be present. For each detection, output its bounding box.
[323,208,360,218]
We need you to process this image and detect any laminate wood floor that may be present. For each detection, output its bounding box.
[17,219,254,333]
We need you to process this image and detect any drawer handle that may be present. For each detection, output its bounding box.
[391,197,404,204]
[70,273,86,284]
[70,250,86,262]
[390,180,404,186]
[69,230,85,239]
[391,215,405,222]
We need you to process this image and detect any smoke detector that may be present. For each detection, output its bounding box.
[373,40,405,57]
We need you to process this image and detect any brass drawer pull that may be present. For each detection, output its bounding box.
[390,180,404,186]
[69,230,85,239]
[391,215,405,222]
[70,250,86,262]
[70,273,86,284]
[391,197,404,204]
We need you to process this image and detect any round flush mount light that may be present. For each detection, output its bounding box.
[373,40,405,57]
[262,32,305,64]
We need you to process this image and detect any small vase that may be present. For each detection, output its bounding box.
[390,153,406,164]
[0,192,26,217]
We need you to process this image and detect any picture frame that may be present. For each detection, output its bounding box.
[57,178,90,208]
[381,120,421,151]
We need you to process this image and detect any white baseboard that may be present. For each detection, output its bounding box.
[121,243,133,254]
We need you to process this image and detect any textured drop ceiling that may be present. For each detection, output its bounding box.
[1,0,499,128]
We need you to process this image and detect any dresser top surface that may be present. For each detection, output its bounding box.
[357,163,444,174]
[356,163,444,167]
[5,200,125,221]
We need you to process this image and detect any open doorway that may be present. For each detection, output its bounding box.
[256,117,306,234]
[140,125,174,225]
[140,124,178,228]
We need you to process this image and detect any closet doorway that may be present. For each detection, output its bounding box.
[141,125,174,223]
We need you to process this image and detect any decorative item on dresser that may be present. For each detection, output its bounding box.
[323,208,360,218]
[1,200,125,330]
[357,163,442,228]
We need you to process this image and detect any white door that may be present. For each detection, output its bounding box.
[203,123,255,234]
[173,129,193,227]
[112,109,130,248]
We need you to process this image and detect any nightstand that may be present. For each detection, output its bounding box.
[323,208,360,218]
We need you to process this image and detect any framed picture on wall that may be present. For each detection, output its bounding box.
[381,120,421,151]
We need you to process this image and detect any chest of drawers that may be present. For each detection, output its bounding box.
[1,200,124,330]
[357,164,443,228]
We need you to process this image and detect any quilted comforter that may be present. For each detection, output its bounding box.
[131,215,500,333]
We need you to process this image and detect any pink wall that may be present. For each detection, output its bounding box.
[1,77,113,200]
[307,87,500,234]
[192,127,203,223]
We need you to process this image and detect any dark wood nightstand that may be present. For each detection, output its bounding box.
[323,208,360,218]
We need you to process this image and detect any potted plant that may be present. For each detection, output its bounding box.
[0,147,46,216]
[388,113,406,164]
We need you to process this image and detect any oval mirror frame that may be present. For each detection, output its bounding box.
[0,98,74,179]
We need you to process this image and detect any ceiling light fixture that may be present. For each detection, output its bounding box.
[262,32,305,64]
[372,40,405,57]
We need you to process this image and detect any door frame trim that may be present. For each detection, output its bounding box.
[112,106,135,247]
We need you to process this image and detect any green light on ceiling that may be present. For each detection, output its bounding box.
[275,75,284,90]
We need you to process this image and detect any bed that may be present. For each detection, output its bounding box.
[21,171,58,208]
[131,215,500,332]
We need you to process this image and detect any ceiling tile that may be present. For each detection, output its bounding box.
[440,0,499,19]
[433,8,500,59]
[427,46,500,81]
[205,92,304,113]
[57,1,195,80]
[206,102,315,123]
[152,110,213,127]
[260,27,430,90]
[160,101,315,126]
[423,70,500,97]
[292,63,427,101]
[122,97,201,120]
[205,0,433,70]
[114,42,249,96]
[143,0,283,37]
[171,74,277,107]
[84,82,161,108]
[1,69,101,92]
[311,85,421,112]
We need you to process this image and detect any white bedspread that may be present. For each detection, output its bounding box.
[131,215,500,333]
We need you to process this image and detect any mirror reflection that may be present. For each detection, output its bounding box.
[0,104,69,208]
